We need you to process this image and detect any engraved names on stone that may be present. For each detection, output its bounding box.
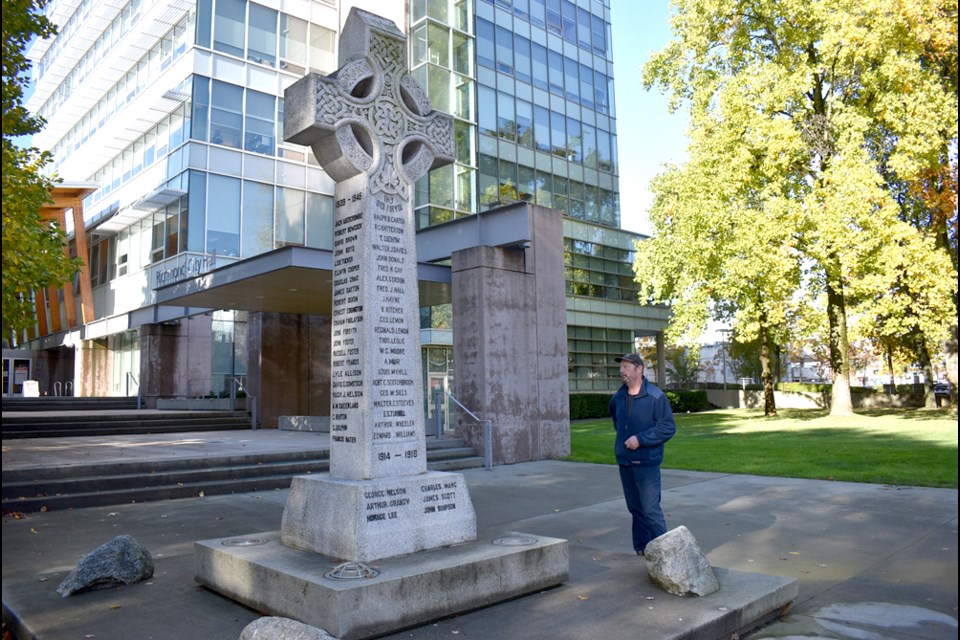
[361,477,461,524]
[328,177,422,476]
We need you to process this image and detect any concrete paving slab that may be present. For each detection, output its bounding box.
[3,437,957,640]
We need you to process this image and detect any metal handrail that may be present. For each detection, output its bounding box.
[126,372,142,409]
[446,392,493,471]
[231,376,256,429]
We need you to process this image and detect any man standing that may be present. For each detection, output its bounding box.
[610,353,676,556]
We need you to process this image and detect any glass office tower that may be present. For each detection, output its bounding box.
[410,0,667,391]
[23,0,666,400]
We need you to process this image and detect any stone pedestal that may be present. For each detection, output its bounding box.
[195,531,568,640]
[280,472,475,562]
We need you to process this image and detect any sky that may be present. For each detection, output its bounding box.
[608,0,688,237]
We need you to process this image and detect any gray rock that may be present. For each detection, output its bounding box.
[239,616,337,640]
[644,525,720,597]
[56,534,154,597]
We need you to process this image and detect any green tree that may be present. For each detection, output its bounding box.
[640,0,958,416]
[2,0,76,342]
[665,345,702,389]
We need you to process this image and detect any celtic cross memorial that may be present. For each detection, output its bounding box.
[279,8,476,562]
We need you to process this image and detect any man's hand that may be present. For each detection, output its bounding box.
[624,435,640,450]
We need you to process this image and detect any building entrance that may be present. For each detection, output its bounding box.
[2,357,32,396]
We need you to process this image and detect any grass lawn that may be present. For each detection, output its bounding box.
[567,408,959,488]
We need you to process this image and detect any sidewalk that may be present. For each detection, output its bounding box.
[2,431,957,639]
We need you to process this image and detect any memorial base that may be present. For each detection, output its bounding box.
[194,530,568,640]
[281,472,477,562]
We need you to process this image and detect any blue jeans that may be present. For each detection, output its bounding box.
[618,464,666,554]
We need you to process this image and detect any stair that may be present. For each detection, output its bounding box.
[1,410,252,439]
[1,437,485,513]
[1,396,140,412]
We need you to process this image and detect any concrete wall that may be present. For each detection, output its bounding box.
[247,312,331,429]
[706,388,931,410]
[139,316,213,402]
[452,205,569,464]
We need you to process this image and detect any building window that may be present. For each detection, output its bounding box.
[497,91,515,141]
[213,0,246,57]
[211,80,244,148]
[273,186,304,249]
[310,24,336,74]
[244,90,275,154]
[279,14,307,74]
[242,180,274,256]
[476,18,494,69]
[306,193,333,249]
[207,174,241,256]
[247,3,277,66]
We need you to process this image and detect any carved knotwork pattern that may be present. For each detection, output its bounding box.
[400,75,432,117]
[369,34,404,75]
[304,23,453,197]
[336,59,375,98]
[337,126,373,174]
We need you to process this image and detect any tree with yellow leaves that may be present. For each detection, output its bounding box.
[638,0,958,415]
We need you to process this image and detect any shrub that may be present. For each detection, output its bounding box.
[776,382,830,393]
[569,393,610,420]
[664,390,710,413]
[570,389,711,418]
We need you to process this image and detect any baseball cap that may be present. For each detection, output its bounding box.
[615,353,644,367]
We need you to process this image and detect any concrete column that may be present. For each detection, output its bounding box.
[451,205,569,465]
[139,316,213,403]
[247,312,331,429]
[76,338,110,397]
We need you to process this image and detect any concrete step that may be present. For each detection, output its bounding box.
[1,411,252,438]
[1,396,140,411]
[1,437,483,513]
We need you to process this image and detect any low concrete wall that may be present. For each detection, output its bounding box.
[156,398,247,411]
[706,389,926,410]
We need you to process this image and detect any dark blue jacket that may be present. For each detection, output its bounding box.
[609,381,676,466]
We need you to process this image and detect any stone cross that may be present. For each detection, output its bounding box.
[280,8,475,563]
[285,9,454,481]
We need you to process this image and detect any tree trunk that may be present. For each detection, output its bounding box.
[885,342,896,395]
[826,273,854,416]
[917,339,937,409]
[760,326,777,416]
[945,325,958,406]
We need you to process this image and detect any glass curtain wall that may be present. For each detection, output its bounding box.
[411,0,477,228]
[471,0,618,227]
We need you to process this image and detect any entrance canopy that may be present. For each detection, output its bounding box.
[154,245,452,316]
[154,204,537,316]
